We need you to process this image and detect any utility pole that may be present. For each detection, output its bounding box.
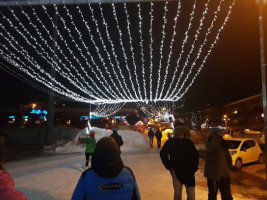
[257,0,267,179]
[45,9,59,145]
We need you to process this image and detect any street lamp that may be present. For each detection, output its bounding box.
[256,0,267,180]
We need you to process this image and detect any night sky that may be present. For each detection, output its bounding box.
[0,0,266,110]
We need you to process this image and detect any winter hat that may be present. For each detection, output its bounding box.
[173,126,190,139]
[92,137,123,177]
[112,128,118,134]
[89,131,95,138]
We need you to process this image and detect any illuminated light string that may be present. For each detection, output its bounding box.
[78,4,131,100]
[166,0,211,98]
[172,0,230,100]
[97,3,134,100]
[111,3,139,100]
[0,1,235,109]
[162,0,197,100]
[158,0,182,100]
[123,2,142,100]
[91,103,125,117]
[177,0,236,100]
[165,0,215,99]
[54,5,121,100]
[136,101,172,117]
[137,3,147,100]
[63,4,125,100]
[20,6,94,98]
[0,36,91,103]
[29,6,101,99]
[155,1,168,100]
[0,61,58,97]
[149,1,154,101]
[41,5,112,100]
[0,36,124,104]
[1,7,97,100]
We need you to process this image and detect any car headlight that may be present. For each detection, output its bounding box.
[230,151,237,155]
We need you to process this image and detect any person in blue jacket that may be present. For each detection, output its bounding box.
[72,137,141,200]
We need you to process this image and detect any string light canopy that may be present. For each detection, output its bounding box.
[0,0,236,107]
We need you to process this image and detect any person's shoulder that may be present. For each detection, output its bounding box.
[81,168,94,180]
[0,170,11,178]
[0,170,14,186]
[123,166,136,179]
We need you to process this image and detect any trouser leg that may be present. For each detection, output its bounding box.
[149,138,153,148]
[218,177,233,200]
[185,185,195,200]
[207,178,218,200]
[171,170,183,200]
[85,153,89,167]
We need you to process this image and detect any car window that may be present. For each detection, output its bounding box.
[241,141,251,150]
[248,140,256,147]
[225,140,241,149]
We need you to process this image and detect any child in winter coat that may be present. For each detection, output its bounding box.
[85,131,96,170]
[72,137,141,200]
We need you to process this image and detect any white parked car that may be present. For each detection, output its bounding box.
[224,138,264,169]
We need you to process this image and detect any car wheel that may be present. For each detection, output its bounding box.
[235,158,242,169]
[258,154,264,164]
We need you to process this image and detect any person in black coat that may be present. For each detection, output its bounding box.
[155,129,162,149]
[160,126,199,200]
[148,128,155,148]
[110,128,123,153]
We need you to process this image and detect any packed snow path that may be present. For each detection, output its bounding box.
[4,128,267,199]
[6,150,266,200]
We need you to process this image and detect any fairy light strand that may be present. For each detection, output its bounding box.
[176,0,236,100]
[0,1,235,107]
[155,1,168,100]
[111,3,139,99]
[123,2,142,100]
[149,1,154,100]
[165,0,213,99]
[97,3,134,100]
[158,0,182,99]
[137,3,147,100]
[162,0,197,100]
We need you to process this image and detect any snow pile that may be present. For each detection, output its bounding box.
[54,127,149,153]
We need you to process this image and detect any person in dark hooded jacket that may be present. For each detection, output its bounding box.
[160,126,199,200]
[71,137,140,200]
[204,127,233,200]
[110,128,123,152]
[155,129,162,149]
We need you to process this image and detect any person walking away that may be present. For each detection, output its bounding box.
[155,129,162,148]
[148,128,155,148]
[110,128,123,153]
[72,137,141,200]
[160,126,199,200]
[85,131,96,170]
[204,127,233,200]
[0,136,28,200]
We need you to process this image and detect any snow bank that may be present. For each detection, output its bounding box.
[54,127,149,153]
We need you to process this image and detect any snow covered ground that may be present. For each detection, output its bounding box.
[5,128,267,200]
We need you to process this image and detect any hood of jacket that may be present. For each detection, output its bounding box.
[91,137,123,178]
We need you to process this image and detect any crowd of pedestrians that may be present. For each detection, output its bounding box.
[0,124,234,200]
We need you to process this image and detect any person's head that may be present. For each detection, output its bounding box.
[173,126,190,139]
[174,119,185,128]
[112,128,118,134]
[209,127,222,136]
[0,136,5,170]
[89,131,95,138]
[91,137,123,177]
